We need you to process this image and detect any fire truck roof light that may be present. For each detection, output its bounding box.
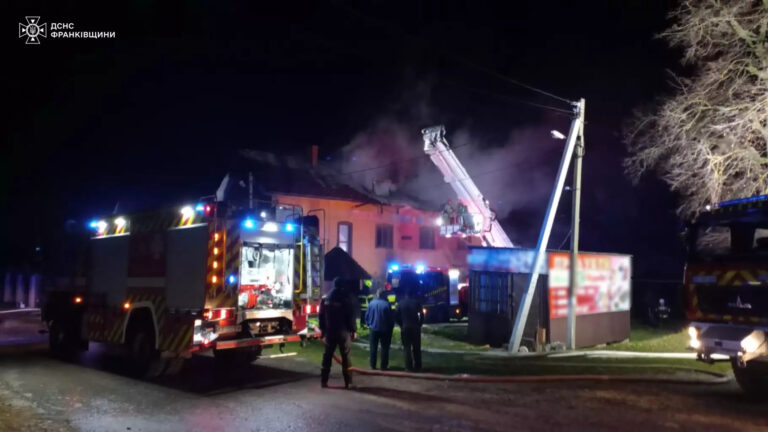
[181,206,194,217]
[416,264,425,274]
[262,222,278,232]
[114,217,126,227]
[88,220,99,229]
[389,263,399,272]
[97,220,108,233]
[284,223,295,232]
[228,275,236,284]
[716,194,768,208]
[243,218,256,229]
[195,204,205,212]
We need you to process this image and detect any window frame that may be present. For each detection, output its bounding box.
[418,226,436,250]
[337,221,353,256]
[375,223,394,249]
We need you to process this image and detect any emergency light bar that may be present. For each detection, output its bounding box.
[714,194,768,209]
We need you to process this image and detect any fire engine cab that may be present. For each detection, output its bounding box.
[43,199,322,377]
[385,264,466,323]
[684,194,768,395]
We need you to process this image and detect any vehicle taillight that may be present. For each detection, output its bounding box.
[74,296,83,304]
[203,308,231,321]
[305,304,311,314]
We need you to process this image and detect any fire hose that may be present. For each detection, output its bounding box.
[316,331,730,385]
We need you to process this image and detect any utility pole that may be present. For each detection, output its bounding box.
[567,98,585,350]
[509,99,585,353]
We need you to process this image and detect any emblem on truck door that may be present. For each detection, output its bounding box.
[728,295,752,310]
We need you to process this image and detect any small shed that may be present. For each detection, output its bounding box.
[323,246,371,295]
[467,247,632,350]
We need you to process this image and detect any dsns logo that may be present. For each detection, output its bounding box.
[19,16,47,45]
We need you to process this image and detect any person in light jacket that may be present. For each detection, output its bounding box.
[365,289,394,370]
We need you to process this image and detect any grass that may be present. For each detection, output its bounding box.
[590,322,690,353]
[292,320,732,377]
[292,338,731,377]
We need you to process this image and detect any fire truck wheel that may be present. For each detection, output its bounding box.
[48,320,75,359]
[731,358,768,398]
[127,327,165,379]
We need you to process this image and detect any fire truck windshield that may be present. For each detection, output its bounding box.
[238,245,293,310]
[691,222,768,260]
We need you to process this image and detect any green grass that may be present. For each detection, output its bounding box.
[590,322,690,353]
[293,338,731,377]
[293,320,732,377]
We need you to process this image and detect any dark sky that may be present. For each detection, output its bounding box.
[3,1,683,276]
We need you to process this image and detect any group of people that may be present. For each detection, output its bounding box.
[318,279,423,389]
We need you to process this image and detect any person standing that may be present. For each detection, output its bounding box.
[319,278,357,389]
[395,289,423,372]
[365,289,394,370]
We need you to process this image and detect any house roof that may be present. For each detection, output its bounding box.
[324,246,372,281]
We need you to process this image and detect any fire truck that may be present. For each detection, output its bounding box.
[684,194,768,395]
[385,264,466,323]
[43,199,322,377]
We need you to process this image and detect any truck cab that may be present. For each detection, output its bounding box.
[684,194,768,394]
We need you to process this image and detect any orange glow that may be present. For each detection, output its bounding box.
[213,247,219,255]
[214,233,220,241]
[123,302,130,310]
[74,296,82,304]
[212,261,218,269]
[422,308,427,315]
[211,275,218,283]
[203,310,213,320]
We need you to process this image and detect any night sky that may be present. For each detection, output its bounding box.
[3,1,683,278]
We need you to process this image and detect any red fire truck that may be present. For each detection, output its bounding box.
[43,200,322,377]
[684,194,768,395]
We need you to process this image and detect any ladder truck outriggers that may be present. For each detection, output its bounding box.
[422,125,514,248]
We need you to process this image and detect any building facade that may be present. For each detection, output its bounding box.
[274,193,476,280]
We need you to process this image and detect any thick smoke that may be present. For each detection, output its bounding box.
[335,119,564,222]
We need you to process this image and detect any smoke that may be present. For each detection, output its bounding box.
[334,119,564,222]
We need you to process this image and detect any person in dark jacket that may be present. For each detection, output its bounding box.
[395,289,424,372]
[365,289,394,370]
[319,278,357,388]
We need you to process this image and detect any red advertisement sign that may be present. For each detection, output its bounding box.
[548,252,631,319]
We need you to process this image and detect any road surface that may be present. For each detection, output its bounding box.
[0,342,767,432]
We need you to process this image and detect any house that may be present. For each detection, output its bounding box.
[227,149,477,283]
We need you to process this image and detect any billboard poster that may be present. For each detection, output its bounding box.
[548,252,631,319]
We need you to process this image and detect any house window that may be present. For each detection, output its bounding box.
[338,222,352,256]
[375,224,394,249]
[419,226,436,250]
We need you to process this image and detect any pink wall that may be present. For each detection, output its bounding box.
[274,194,476,280]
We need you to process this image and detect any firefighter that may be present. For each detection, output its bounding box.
[319,278,357,389]
[395,288,424,372]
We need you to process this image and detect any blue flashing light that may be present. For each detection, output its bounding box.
[228,275,236,284]
[88,220,99,229]
[717,194,768,208]
[416,264,426,274]
[389,263,399,272]
[195,204,205,212]
[284,223,295,232]
[243,218,256,229]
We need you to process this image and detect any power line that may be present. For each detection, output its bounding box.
[331,2,574,105]
[440,79,575,116]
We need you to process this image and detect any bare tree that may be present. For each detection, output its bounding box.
[625,0,768,217]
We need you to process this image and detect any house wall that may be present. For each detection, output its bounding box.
[274,194,476,280]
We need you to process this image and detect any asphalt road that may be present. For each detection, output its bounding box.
[0,342,767,432]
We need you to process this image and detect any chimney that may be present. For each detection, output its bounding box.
[311,145,319,167]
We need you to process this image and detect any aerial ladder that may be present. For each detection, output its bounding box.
[422,125,514,248]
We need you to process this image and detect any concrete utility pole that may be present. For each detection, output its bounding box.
[567,98,585,350]
[508,99,585,353]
